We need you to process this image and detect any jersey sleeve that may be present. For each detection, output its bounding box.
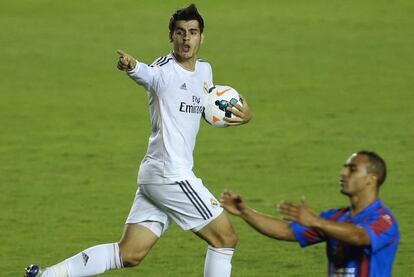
[290,210,331,247]
[358,211,399,254]
[126,61,168,94]
[207,63,214,87]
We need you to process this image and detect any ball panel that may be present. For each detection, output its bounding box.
[203,85,243,127]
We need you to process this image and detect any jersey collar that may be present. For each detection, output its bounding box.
[171,52,198,73]
[352,199,383,220]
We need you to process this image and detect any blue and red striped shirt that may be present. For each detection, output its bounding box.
[290,199,399,277]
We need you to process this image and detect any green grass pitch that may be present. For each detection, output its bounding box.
[1,0,413,276]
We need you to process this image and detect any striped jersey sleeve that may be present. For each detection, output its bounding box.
[127,55,171,94]
[290,208,348,247]
[357,208,399,255]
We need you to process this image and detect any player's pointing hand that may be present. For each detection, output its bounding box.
[116,50,137,71]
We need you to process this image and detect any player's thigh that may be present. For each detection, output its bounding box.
[126,185,170,230]
[195,211,238,248]
[121,186,171,265]
[142,180,222,231]
[119,223,159,266]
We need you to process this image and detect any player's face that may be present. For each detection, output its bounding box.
[170,20,204,62]
[339,154,371,196]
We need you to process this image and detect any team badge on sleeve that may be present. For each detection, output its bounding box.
[210,198,219,208]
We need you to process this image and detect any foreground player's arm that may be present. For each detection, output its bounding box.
[223,95,252,126]
[117,50,137,71]
[279,198,371,246]
[220,191,296,241]
[116,50,167,94]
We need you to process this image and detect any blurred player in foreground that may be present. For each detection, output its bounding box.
[221,151,399,277]
[25,4,251,277]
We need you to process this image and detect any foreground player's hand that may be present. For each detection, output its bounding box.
[278,197,320,227]
[220,190,247,216]
[116,50,137,71]
[224,94,252,126]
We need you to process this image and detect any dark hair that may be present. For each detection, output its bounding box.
[357,150,387,186]
[169,4,204,33]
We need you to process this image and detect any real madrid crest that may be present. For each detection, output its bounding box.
[210,198,219,208]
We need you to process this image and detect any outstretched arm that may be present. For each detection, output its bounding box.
[279,198,371,246]
[116,50,164,93]
[220,190,296,241]
[116,50,137,71]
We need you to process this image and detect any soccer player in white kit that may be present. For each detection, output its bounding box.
[25,4,252,277]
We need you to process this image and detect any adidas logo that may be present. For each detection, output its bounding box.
[82,252,89,266]
[180,83,187,90]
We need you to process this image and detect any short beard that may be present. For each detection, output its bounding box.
[340,189,351,196]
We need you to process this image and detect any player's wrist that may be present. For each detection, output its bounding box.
[129,59,137,70]
[239,206,253,218]
[311,217,323,228]
[126,59,138,73]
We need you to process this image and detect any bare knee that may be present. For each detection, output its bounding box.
[210,230,238,248]
[119,244,149,267]
[202,229,238,248]
[118,229,157,267]
[197,213,239,248]
[118,223,159,267]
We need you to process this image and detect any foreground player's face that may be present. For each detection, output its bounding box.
[339,154,372,196]
[170,20,203,62]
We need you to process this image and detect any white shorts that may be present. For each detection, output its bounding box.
[125,178,223,236]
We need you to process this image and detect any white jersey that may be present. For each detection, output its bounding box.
[127,53,213,184]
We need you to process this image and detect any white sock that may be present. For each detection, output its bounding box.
[41,243,123,277]
[40,261,68,277]
[204,245,234,277]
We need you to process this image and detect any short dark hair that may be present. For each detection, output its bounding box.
[357,150,387,186]
[169,4,204,33]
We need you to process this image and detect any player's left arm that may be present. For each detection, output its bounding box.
[279,198,371,246]
[223,94,252,126]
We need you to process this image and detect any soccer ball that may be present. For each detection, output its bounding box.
[203,85,243,127]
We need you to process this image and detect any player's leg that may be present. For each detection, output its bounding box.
[195,211,237,277]
[32,223,159,277]
[31,242,124,277]
[120,184,170,267]
[61,224,160,275]
[25,186,167,277]
[56,201,164,275]
[195,211,238,248]
[118,223,160,267]
[141,179,237,277]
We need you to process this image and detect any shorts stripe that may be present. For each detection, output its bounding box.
[177,181,208,219]
[184,180,213,218]
[177,181,211,220]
